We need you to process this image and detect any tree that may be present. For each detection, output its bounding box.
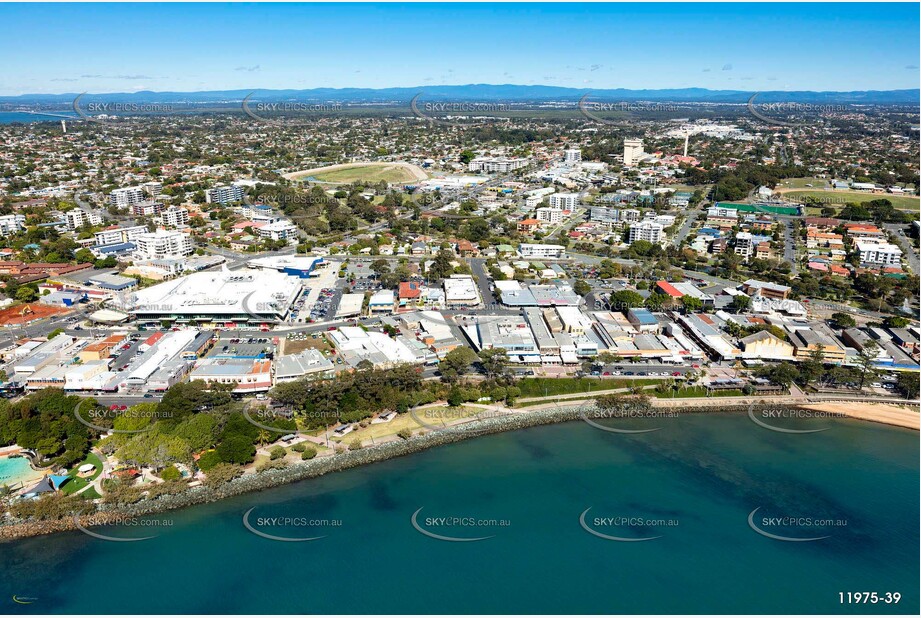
[440,346,478,383]
[855,341,880,390]
[478,348,510,380]
[729,295,752,313]
[798,346,826,385]
[644,293,671,311]
[885,316,910,329]
[159,465,182,481]
[459,150,476,164]
[572,279,592,297]
[680,295,703,313]
[16,286,36,302]
[204,463,243,487]
[896,372,919,399]
[830,312,856,329]
[609,290,645,311]
[269,445,287,460]
[216,435,256,465]
[758,362,799,388]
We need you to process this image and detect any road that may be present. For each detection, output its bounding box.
[781,218,799,272]
[671,205,704,247]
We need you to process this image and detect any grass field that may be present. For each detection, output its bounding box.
[288,162,427,184]
[776,177,829,190]
[516,377,662,398]
[61,452,103,495]
[781,190,920,211]
[653,387,745,398]
[283,336,332,355]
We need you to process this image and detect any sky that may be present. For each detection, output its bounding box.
[0,3,918,96]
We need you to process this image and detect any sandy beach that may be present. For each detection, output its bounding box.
[800,402,920,430]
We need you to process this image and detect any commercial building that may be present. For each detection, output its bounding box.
[740,331,796,361]
[255,220,299,242]
[328,327,421,368]
[123,267,303,325]
[274,349,335,384]
[443,274,482,307]
[190,358,273,394]
[742,280,791,300]
[791,327,847,364]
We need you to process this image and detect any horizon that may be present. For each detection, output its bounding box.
[1,3,919,96]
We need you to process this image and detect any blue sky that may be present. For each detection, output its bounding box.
[1,3,918,95]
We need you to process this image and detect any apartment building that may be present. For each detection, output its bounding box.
[131,201,163,217]
[64,209,103,230]
[94,225,147,246]
[159,206,190,228]
[563,149,581,164]
[109,182,161,208]
[518,243,567,259]
[0,214,26,236]
[628,220,664,244]
[467,157,529,173]
[206,184,245,204]
[856,240,903,266]
[549,193,580,210]
[623,138,644,166]
[535,207,564,225]
[255,220,299,242]
[133,230,194,260]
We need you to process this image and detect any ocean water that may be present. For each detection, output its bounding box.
[1,414,918,614]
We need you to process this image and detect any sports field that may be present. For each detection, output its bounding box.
[780,189,919,211]
[284,162,428,184]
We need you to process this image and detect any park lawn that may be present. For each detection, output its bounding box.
[80,487,101,500]
[61,452,103,495]
[776,177,829,189]
[782,190,920,211]
[516,377,662,398]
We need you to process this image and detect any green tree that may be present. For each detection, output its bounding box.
[855,341,880,390]
[572,279,592,297]
[440,346,478,383]
[216,435,256,465]
[830,312,856,329]
[478,348,510,380]
[680,295,703,313]
[729,295,751,313]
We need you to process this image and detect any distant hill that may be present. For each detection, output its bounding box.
[1,84,917,106]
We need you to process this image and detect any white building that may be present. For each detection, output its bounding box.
[563,148,582,164]
[628,221,664,244]
[158,206,190,228]
[535,207,564,225]
[109,186,145,208]
[518,243,567,259]
[255,220,299,242]
[0,214,26,236]
[734,232,756,259]
[443,274,482,306]
[133,230,194,260]
[856,240,902,266]
[467,157,529,173]
[623,138,644,166]
[549,193,580,210]
[206,184,245,204]
[94,225,147,246]
[64,209,103,230]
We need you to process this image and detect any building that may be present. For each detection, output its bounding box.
[158,206,190,228]
[467,157,529,173]
[627,308,659,333]
[109,186,145,208]
[0,214,26,236]
[443,274,481,307]
[123,267,302,325]
[742,279,791,300]
[64,209,103,230]
[855,240,902,266]
[549,193,580,210]
[623,138,644,166]
[255,220,299,242]
[133,230,194,260]
[206,184,245,204]
[563,148,582,164]
[740,331,796,361]
[190,358,273,394]
[274,349,335,383]
[535,207,564,225]
[94,225,147,246]
[791,327,846,363]
[517,219,542,234]
[628,221,664,244]
[518,244,566,259]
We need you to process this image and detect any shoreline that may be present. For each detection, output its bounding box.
[1,399,917,541]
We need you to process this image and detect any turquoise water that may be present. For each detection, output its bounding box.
[1,415,918,614]
[0,457,38,488]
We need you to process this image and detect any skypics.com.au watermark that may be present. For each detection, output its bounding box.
[579,507,677,542]
[747,507,846,542]
[73,399,172,433]
[242,506,341,541]
[242,93,342,125]
[410,94,512,127]
[74,514,173,542]
[747,93,848,128]
[411,507,510,542]
[747,403,847,435]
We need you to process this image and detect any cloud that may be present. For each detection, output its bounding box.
[702,68,711,73]
[590,64,602,72]
[51,78,78,82]
[234,65,261,73]
[80,74,152,80]
[906,64,919,70]
[767,76,778,81]
[721,63,733,71]
[740,77,754,81]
